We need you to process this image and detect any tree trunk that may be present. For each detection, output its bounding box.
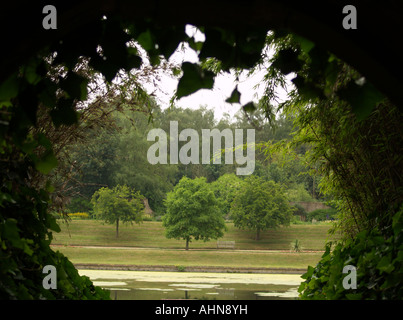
[185,238,189,250]
[116,218,119,238]
[256,228,260,241]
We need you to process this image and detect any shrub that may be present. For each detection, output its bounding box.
[68,212,90,220]
[298,206,403,299]
[307,208,338,221]
[66,197,93,215]
[176,265,186,272]
[290,239,303,252]
[292,204,307,220]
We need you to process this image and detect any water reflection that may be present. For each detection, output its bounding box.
[79,270,302,300]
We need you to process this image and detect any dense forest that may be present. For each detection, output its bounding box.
[61,102,320,217]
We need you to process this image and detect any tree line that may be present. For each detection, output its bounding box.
[63,102,320,218]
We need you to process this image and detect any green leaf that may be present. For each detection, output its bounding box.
[50,98,78,127]
[19,85,39,125]
[23,62,42,85]
[338,80,385,121]
[187,38,203,52]
[3,219,21,246]
[242,101,256,113]
[291,75,324,101]
[155,27,187,59]
[294,34,315,54]
[301,265,314,280]
[91,55,120,83]
[176,62,215,98]
[60,72,89,101]
[0,73,19,101]
[199,28,234,63]
[46,214,61,233]
[272,49,303,75]
[137,30,155,51]
[225,86,241,104]
[127,47,143,69]
[376,255,395,274]
[35,150,58,174]
[37,133,52,149]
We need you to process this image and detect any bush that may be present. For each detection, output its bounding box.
[298,206,403,299]
[292,203,307,220]
[290,239,303,252]
[66,197,93,216]
[291,215,305,224]
[307,208,338,221]
[67,212,90,220]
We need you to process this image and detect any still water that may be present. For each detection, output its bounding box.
[79,270,302,300]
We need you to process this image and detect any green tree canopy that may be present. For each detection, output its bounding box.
[162,176,226,250]
[91,185,144,238]
[210,173,246,219]
[232,176,293,240]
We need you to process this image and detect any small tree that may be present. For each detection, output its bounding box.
[163,176,226,250]
[91,185,144,238]
[231,176,293,240]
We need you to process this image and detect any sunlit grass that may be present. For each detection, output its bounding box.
[52,220,336,251]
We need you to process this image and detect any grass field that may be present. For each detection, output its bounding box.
[58,247,323,269]
[51,220,336,269]
[52,220,336,250]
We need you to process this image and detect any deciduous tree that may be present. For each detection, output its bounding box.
[91,185,144,238]
[232,176,292,240]
[163,177,226,250]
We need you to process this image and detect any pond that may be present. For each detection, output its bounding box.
[78,270,303,300]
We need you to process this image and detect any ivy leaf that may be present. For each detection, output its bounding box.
[60,72,88,101]
[91,56,119,83]
[187,37,203,52]
[90,19,132,82]
[155,27,187,59]
[126,47,143,69]
[35,150,58,174]
[3,219,21,247]
[242,101,256,113]
[294,34,315,54]
[236,30,267,69]
[50,98,78,127]
[0,73,19,102]
[291,75,324,101]
[176,62,214,99]
[338,80,385,121]
[23,60,42,85]
[376,255,395,274]
[19,85,39,125]
[137,29,155,51]
[225,86,241,104]
[301,265,315,279]
[272,48,303,75]
[46,214,61,233]
[199,28,235,71]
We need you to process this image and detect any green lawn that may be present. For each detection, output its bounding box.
[52,220,336,251]
[56,246,323,269]
[51,220,336,269]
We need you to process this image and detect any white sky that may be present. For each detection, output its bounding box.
[139,25,291,121]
